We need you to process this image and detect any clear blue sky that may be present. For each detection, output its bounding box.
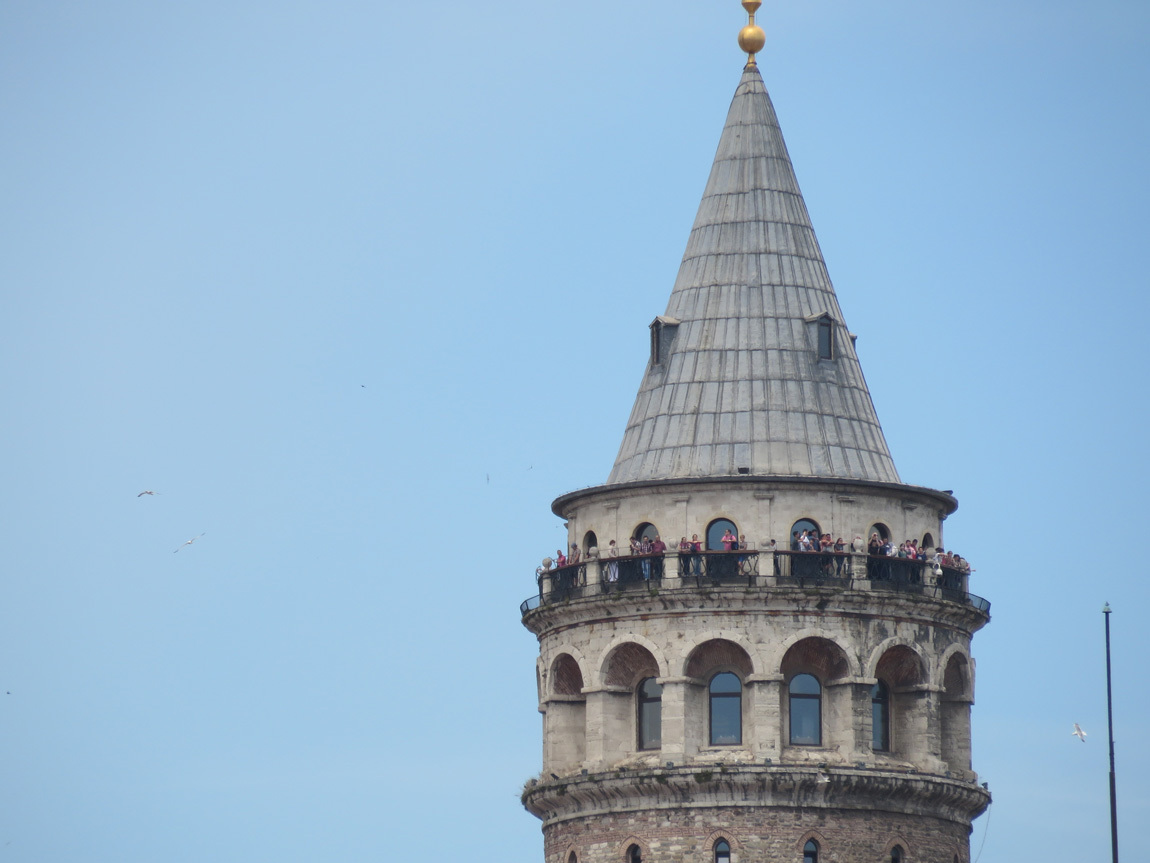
[2,1,1147,861]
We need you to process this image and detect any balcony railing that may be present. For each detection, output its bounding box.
[520,550,988,616]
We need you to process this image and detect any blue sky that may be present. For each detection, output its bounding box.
[1,1,1147,861]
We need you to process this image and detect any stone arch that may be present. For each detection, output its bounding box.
[551,653,585,696]
[619,836,649,862]
[780,636,851,682]
[680,631,760,678]
[881,837,910,861]
[940,647,974,701]
[868,641,927,687]
[797,829,827,858]
[547,643,588,692]
[597,633,668,684]
[685,637,755,679]
[564,846,579,863]
[602,642,660,688]
[704,828,741,851]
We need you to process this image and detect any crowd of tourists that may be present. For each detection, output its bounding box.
[539,529,972,577]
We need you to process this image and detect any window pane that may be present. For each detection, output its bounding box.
[638,678,662,750]
[710,694,741,745]
[871,682,889,751]
[791,696,820,745]
[710,671,741,694]
[791,673,820,695]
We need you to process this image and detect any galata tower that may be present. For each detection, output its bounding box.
[519,4,990,862]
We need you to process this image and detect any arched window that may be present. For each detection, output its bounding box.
[633,523,658,543]
[637,677,662,750]
[890,846,904,863]
[567,853,578,863]
[714,838,731,863]
[706,518,738,550]
[789,518,820,549]
[922,532,935,550]
[583,531,598,555]
[627,845,642,863]
[789,674,821,745]
[871,680,890,752]
[803,839,819,863]
[709,672,742,745]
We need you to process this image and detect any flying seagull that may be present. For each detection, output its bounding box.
[137,490,159,497]
[174,533,205,553]
[1072,723,1087,742]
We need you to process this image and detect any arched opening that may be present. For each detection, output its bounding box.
[781,637,849,748]
[922,531,935,550]
[790,518,820,550]
[890,845,904,863]
[873,645,926,758]
[602,642,660,761]
[583,530,598,556]
[706,518,738,550]
[871,680,890,751]
[546,654,586,774]
[637,677,662,751]
[803,839,819,863]
[632,522,659,543]
[941,653,973,772]
[714,838,731,863]
[627,844,642,863]
[867,523,890,542]
[709,672,742,745]
[551,654,584,696]
[789,674,821,745]
[567,853,578,863]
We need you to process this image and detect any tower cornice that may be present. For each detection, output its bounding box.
[552,476,958,520]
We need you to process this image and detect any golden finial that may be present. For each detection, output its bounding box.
[738,0,766,67]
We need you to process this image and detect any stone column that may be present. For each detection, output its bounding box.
[746,675,783,760]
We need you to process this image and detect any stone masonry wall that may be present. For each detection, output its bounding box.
[544,805,970,863]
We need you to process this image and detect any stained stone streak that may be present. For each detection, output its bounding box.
[608,67,900,486]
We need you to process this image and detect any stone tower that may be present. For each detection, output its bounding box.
[519,5,990,863]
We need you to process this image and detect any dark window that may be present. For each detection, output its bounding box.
[817,320,833,359]
[890,846,904,863]
[706,518,738,550]
[714,839,731,863]
[922,532,935,549]
[789,674,821,745]
[628,845,642,863]
[709,672,742,745]
[803,839,819,863]
[568,853,578,863]
[871,681,890,751]
[638,677,662,750]
[583,531,598,555]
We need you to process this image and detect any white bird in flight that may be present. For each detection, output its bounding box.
[1072,723,1087,742]
[174,533,205,553]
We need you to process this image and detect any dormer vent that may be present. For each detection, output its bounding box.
[649,316,680,366]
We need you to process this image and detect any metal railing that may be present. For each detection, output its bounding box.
[522,551,988,615]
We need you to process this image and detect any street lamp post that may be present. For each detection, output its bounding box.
[1103,602,1118,863]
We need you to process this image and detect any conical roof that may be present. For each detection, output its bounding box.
[608,65,900,486]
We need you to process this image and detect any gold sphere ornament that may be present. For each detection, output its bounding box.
[738,23,765,55]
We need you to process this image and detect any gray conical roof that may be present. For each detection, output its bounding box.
[608,65,900,486]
